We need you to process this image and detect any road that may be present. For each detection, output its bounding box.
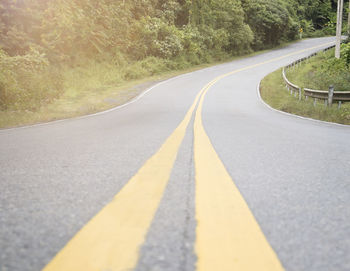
[1,37,349,271]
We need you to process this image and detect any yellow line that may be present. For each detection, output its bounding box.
[43,41,332,271]
[43,90,204,271]
[194,89,284,270]
[192,42,334,270]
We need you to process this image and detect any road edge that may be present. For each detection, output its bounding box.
[0,74,190,132]
[0,38,310,132]
[256,80,350,128]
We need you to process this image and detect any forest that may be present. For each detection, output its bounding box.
[0,0,340,111]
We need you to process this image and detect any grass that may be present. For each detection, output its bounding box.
[0,60,207,128]
[0,39,302,129]
[285,48,350,91]
[260,66,350,125]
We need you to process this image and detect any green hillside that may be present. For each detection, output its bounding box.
[0,0,339,113]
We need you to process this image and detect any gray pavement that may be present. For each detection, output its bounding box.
[1,37,349,271]
[135,113,196,271]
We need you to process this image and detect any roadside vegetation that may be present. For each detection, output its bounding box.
[287,44,350,91]
[260,46,350,125]
[0,0,340,127]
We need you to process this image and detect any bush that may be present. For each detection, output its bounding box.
[130,17,184,59]
[341,43,350,67]
[0,49,63,111]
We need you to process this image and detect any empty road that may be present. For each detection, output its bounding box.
[1,37,349,271]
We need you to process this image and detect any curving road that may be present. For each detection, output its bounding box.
[1,37,349,271]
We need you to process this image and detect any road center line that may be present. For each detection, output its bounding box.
[192,42,334,270]
[194,86,284,271]
[42,87,206,271]
[43,41,332,271]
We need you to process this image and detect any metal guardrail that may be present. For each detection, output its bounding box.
[303,88,329,106]
[333,91,350,101]
[304,87,350,107]
[282,45,350,108]
[282,68,301,100]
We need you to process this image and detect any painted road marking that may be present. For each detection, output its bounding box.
[192,42,335,270]
[42,89,204,271]
[194,85,284,271]
[43,41,333,271]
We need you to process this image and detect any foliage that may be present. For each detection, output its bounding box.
[0,49,62,111]
[242,0,296,49]
[286,49,350,92]
[341,42,350,67]
[0,0,338,111]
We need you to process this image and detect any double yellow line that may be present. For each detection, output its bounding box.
[43,42,332,271]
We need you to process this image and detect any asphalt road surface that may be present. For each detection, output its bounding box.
[1,37,349,271]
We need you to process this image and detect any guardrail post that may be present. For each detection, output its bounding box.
[338,101,342,109]
[314,98,317,106]
[298,88,302,101]
[328,85,334,107]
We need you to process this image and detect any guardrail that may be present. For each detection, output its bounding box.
[282,68,301,100]
[282,45,350,108]
[304,87,350,108]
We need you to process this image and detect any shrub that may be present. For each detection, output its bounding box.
[0,49,63,111]
[341,43,350,67]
